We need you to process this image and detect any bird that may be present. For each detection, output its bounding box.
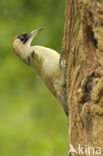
[12,28,68,116]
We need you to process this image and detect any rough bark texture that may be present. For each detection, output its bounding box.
[63,0,103,155]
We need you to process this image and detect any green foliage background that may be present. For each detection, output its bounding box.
[0,0,67,156]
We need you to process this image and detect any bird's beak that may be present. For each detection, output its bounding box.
[27,27,43,45]
[30,28,43,39]
[30,28,43,36]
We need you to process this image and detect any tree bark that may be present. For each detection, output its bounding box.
[63,0,103,155]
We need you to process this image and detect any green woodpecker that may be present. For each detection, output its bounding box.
[12,28,68,116]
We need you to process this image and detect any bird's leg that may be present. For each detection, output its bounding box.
[59,48,68,71]
[59,48,68,116]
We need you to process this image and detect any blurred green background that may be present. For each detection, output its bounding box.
[0,0,67,156]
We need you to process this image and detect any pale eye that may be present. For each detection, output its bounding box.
[17,34,29,44]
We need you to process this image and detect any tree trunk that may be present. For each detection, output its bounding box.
[63,0,103,155]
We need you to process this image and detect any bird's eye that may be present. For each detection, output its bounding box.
[17,33,30,44]
[18,34,24,40]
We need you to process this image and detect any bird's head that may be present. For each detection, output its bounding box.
[12,28,43,64]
